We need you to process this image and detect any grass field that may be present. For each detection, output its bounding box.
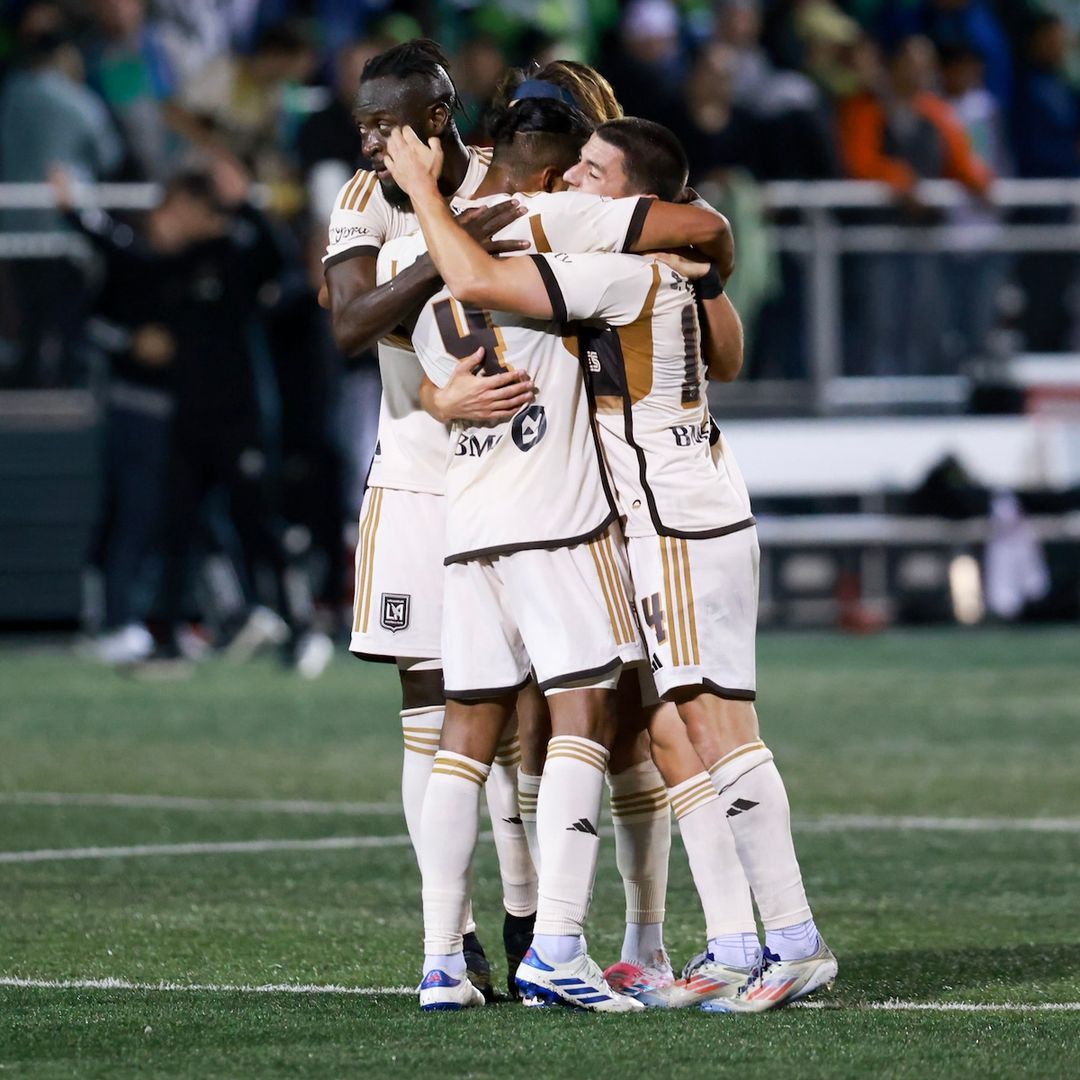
[1,627,1079,1078]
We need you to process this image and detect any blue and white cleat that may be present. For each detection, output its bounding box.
[700,940,838,1014]
[515,947,644,1013]
[418,968,486,1012]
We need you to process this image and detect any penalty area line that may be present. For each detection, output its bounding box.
[0,979,1077,1011]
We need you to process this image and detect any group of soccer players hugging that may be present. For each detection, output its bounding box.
[321,37,838,1013]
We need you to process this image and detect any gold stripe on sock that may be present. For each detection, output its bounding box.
[433,754,489,785]
[671,788,717,819]
[611,783,668,805]
[431,764,485,785]
[709,740,767,775]
[403,742,438,757]
[669,779,717,815]
[546,747,608,772]
[548,738,609,768]
[611,796,670,818]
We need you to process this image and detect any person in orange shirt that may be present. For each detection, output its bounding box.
[836,35,994,375]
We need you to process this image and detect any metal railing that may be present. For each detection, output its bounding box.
[3,177,1080,412]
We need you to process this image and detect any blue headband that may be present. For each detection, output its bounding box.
[510,78,580,109]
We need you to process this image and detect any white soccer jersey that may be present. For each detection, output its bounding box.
[535,251,755,539]
[323,146,492,495]
[382,190,648,559]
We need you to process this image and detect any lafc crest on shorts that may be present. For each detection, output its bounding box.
[380,592,411,633]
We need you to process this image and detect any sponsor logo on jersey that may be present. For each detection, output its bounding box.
[586,349,601,373]
[329,224,377,243]
[379,593,411,633]
[454,431,503,457]
[671,420,711,447]
[512,405,548,452]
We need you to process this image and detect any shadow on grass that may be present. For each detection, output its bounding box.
[835,942,1080,1001]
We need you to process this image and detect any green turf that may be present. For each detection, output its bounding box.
[1,628,1079,1078]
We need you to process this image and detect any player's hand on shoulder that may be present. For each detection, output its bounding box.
[456,201,530,256]
[384,126,443,195]
[435,347,536,423]
[652,249,711,280]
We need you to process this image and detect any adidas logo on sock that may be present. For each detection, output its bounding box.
[566,818,598,835]
[504,816,523,825]
[650,653,663,671]
[726,798,759,817]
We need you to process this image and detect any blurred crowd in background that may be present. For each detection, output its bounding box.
[1,0,1078,666]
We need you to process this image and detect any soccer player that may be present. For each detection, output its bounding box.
[379,111,738,1013]
[386,118,838,1013]
[323,37,537,999]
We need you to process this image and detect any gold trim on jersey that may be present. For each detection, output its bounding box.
[660,535,700,667]
[528,214,552,253]
[588,533,635,647]
[339,170,366,210]
[615,262,662,405]
[353,488,384,634]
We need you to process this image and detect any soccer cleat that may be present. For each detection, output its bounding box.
[224,605,289,663]
[680,949,709,981]
[503,911,536,1000]
[603,949,674,1003]
[701,939,838,1013]
[638,956,752,1009]
[515,946,644,1013]
[463,930,496,1002]
[418,968,486,1012]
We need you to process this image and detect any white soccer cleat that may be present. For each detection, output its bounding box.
[701,939,838,1013]
[515,947,644,1013]
[224,605,289,662]
[639,956,752,1008]
[418,968,486,1012]
[603,949,674,1004]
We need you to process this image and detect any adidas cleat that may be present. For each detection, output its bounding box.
[503,911,536,1000]
[463,930,496,1002]
[603,949,674,1004]
[418,969,486,1011]
[515,947,644,1013]
[640,957,752,1008]
[701,939,838,1013]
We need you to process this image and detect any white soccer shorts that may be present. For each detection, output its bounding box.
[442,524,645,698]
[627,525,759,701]
[350,486,445,661]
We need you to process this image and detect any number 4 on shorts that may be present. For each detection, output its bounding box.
[641,592,667,644]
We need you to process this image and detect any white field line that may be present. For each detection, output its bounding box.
[0,792,401,815]
[0,834,414,864]
[5,793,1080,835]
[0,977,1077,1012]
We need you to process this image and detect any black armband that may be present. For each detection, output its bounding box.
[696,266,724,300]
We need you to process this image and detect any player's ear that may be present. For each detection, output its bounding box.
[427,101,450,137]
[540,166,568,193]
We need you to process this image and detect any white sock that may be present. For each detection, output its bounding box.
[532,933,583,964]
[533,735,609,937]
[400,706,443,864]
[710,741,813,931]
[486,725,538,916]
[669,773,758,943]
[422,951,466,979]
[765,917,821,962]
[517,770,542,872]
[420,750,489,955]
[708,933,761,969]
[608,759,671,965]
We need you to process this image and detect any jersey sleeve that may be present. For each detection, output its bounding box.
[525,191,651,255]
[531,252,658,326]
[375,232,428,286]
[323,169,391,268]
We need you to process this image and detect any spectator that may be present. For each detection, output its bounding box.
[173,19,317,183]
[453,35,506,140]
[0,26,124,386]
[837,35,993,374]
[81,0,180,180]
[939,42,1012,363]
[1011,12,1080,352]
[601,0,687,124]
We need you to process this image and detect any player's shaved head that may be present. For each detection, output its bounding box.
[487,98,594,191]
